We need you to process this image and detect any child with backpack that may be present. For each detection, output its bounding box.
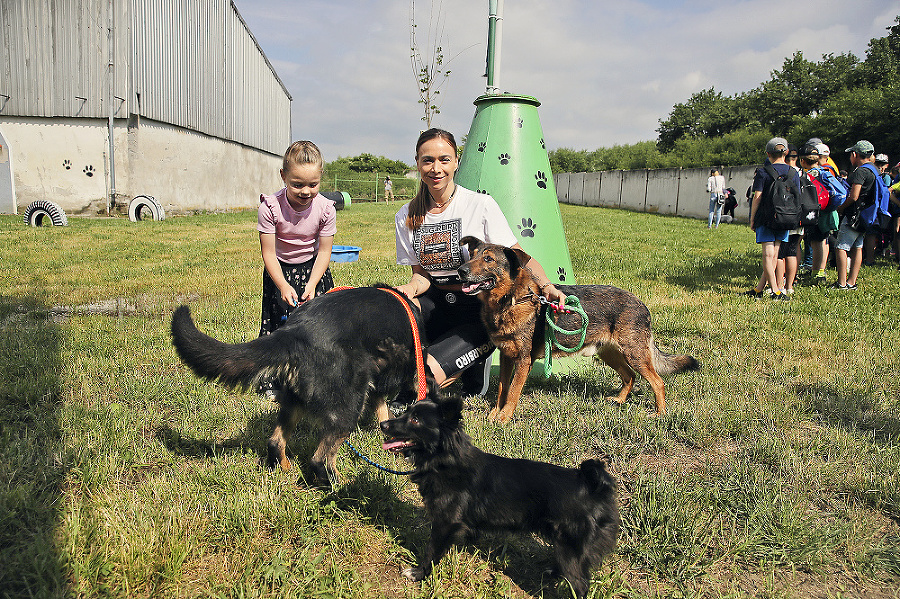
[742,137,802,300]
[833,140,891,290]
[799,144,846,285]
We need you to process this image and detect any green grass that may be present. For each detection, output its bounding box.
[1,203,899,598]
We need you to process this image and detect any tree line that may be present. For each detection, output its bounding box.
[549,15,900,175]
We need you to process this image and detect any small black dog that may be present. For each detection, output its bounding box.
[381,395,620,599]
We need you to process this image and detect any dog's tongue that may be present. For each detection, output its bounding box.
[382,440,407,452]
[461,283,479,295]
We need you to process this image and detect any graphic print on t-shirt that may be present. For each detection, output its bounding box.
[413,218,463,272]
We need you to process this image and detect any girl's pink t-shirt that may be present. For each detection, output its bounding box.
[257,188,337,264]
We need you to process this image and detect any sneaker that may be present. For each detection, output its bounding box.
[846,283,858,290]
[813,274,827,286]
[828,282,849,290]
[460,351,494,397]
[772,292,790,301]
[741,289,764,299]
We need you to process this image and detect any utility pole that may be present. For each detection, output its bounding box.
[107,0,116,214]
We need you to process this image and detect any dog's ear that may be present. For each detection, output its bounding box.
[502,246,532,278]
[436,393,464,427]
[460,236,483,255]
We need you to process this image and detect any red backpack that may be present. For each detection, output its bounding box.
[800,173,831,210]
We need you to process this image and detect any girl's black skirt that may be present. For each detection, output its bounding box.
[259,257,334,336]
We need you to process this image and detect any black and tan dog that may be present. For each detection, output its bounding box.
[458,237,699,421]
[170,285,431,484]
[381,393,619,599]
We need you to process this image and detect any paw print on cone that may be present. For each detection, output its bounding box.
[517,218,536,238]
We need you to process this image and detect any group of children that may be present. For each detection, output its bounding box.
[743,136,897,299]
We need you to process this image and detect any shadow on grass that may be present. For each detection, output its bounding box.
[796,382,900,443]
[662,248,760,292]
[0,296,68,595]
[156,409,275,464]
[327,470,570,598]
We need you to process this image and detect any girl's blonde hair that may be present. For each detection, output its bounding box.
[283,140,324,174]
[406,128,458,231]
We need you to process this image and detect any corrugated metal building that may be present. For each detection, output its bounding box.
[0,0,292,215]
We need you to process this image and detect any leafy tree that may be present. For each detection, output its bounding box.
[857,15,900,88]
[656,88,749,152]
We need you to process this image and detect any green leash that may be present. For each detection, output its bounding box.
[542,295,589,378]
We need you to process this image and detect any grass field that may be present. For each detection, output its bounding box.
[1,202,898,598]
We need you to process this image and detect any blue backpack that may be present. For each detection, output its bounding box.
[810,166,848,210]
[859,163,892,229]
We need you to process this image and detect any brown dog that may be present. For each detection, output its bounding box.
[458,237,699,422]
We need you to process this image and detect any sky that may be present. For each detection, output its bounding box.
[234,0,898,165]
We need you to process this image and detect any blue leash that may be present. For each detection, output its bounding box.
[344,439,414,476]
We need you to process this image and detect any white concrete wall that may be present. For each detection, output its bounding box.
[557,165,760,223]
[620,170,648,212]
[0,116,282,215]
[598,170,622,208]
[646,168,680,215]
[675,168,711,219]
[583,172,601,207]
[567,172,586,206]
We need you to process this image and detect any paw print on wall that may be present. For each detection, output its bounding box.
[476,189,488,195]
[477,142,486,152]
[63,160,72,170]
[83,165,95,177]
[517,218,536,238]
[540,139,546,150]
[556,267,567,282]
[498,153,510,165]
[515,117,524,128]
[535,171,548,189]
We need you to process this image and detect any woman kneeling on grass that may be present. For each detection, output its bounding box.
[394,128,564,396]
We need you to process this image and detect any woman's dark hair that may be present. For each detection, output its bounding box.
[406,128,458,230]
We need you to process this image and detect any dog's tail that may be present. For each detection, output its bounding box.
[171,305,283,390]
[652,339,700,377]
[579,459,616,496]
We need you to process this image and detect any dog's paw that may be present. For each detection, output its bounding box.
[402,566,426,581]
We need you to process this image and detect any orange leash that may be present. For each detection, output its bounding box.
[328,286,428,402]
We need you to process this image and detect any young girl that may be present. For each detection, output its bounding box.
[258,140,335,336]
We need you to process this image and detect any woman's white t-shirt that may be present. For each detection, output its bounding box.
[395,186,517,285]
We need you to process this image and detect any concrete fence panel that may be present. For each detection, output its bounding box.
[555,173,570,203]
[675,168,712,219]
[646,167,680,215]
[598,170,623,208]
[568,172,586,206]
[620,169,648,212]
[583,172,602,207]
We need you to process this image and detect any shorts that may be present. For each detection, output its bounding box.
[259,258,334,336]
[835,218,866,251]
[417,286,494,378]
[778,234,801,259]
[805,222,829,242]
[755,225,790,244]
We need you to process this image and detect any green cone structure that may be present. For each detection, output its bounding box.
[456,93,575,284]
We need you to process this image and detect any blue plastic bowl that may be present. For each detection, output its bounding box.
[331,245,361,262]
